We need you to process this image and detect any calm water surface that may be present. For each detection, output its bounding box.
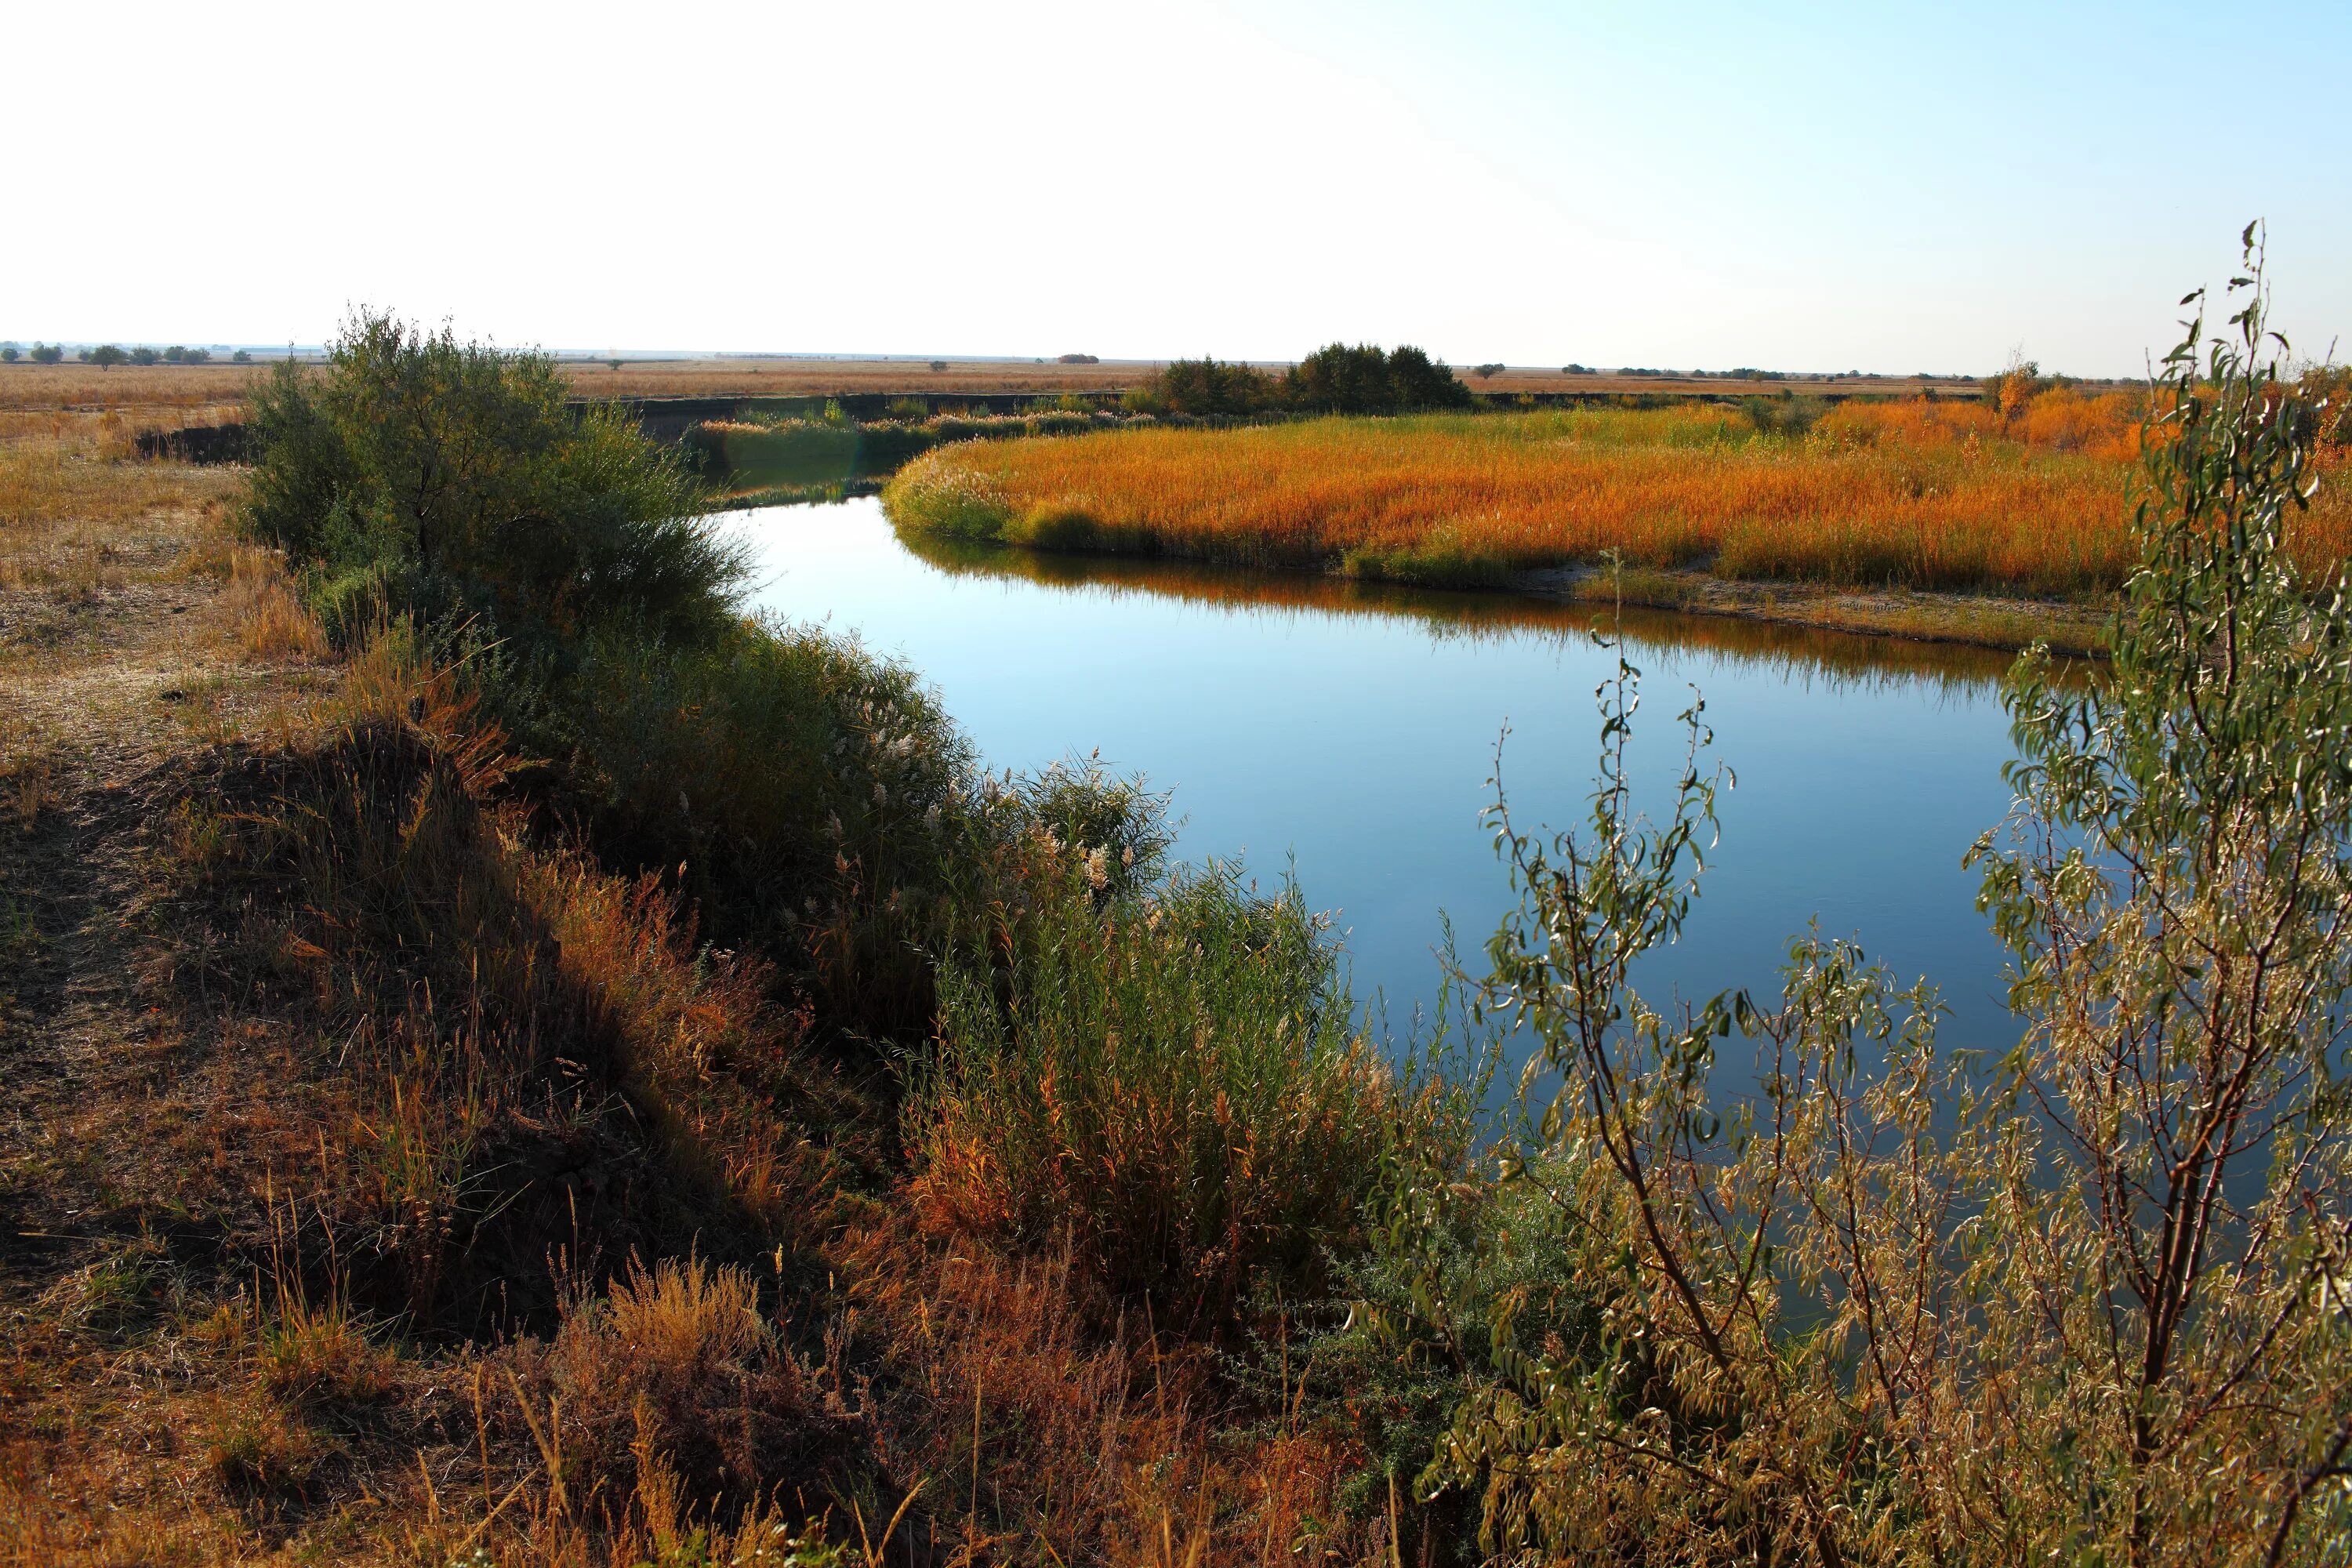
[735,498,2027,1059]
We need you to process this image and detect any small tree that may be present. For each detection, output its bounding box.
[1474,362,1505,379]
[0,344,17,364]
[129,346,161,366]
[83,344,128,368]
[30,343,63,365]
[1428,227,2352,1566]
[928,360,947,373]
[230,349,252,364]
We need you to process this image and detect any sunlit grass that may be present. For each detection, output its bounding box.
[887,400,2352,599]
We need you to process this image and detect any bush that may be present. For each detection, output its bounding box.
[129,346,162,366]
[1740,389,1827,436]
[243,310,736,666]
[906,858,1399,1330]
[82,343,127,368]
[29,343,62,365]
[541,615,974,1034]
[231,348,252,364]
[0,344,16,364]
[1285,343,1472,413]
[1131,356,1282,416]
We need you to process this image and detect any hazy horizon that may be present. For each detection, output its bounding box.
[9,0,2347,379]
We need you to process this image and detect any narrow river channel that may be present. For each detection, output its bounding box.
[735,496,2033,1064]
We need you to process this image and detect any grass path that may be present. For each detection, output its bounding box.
[0,458,331,1559]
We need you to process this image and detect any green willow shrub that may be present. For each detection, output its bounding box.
[244,310,735,661]
[1426,232,2352,1565]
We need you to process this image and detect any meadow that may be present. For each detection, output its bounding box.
[0,356,1153,419]
[886,390,2352,604]
[0,357,2011,418]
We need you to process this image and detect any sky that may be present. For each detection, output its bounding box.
[6,0,2347,377]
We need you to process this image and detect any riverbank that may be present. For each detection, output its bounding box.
[1526,559,2112,655]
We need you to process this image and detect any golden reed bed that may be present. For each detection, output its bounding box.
[886,396,2351,601]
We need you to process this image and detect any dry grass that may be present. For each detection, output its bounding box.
[0,430,241,593]
[557,356,1162,400]
[0,358,2070,418]
[0,358,1157,418]
[888,400,2352,601]
[0,362,265,415]
[215,543,329,661]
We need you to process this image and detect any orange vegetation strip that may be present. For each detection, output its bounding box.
[887,400,2352,599]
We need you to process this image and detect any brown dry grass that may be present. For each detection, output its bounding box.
[0,364,264,426]
[3,357,2033,417]
[0,438,1377,1563]
[0,358,1159,418]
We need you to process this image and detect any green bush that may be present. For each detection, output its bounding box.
[29,343,63,365]
[243,311,735,666]
[1740,389,1828,436]
[539,615,975,1034]
[1285,343,1472,413]
[906,858,1399,1329]
[1131,357,1282,416]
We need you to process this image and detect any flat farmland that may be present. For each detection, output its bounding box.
[0,358,2071,423]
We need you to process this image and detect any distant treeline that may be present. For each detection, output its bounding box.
[1125,343,1475,417]
[0,341,252,365]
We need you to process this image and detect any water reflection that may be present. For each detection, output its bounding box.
[898,524,2025,696]
[735,497,2032,1065]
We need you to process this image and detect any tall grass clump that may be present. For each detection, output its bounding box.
[906,855,1400,1330]
[1395,230,2352,1566]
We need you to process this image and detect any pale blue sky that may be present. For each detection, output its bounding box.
[8,1,2345,375]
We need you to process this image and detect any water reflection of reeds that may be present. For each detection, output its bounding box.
[888,523,2066,699]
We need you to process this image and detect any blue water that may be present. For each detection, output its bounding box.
[734,497,2024,1061]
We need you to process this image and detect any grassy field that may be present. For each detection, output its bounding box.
[0,358,2034,423]
[0,358,1156,418]
[885,394,2352,609]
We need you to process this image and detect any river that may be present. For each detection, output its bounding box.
[735,496,2030,1062]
